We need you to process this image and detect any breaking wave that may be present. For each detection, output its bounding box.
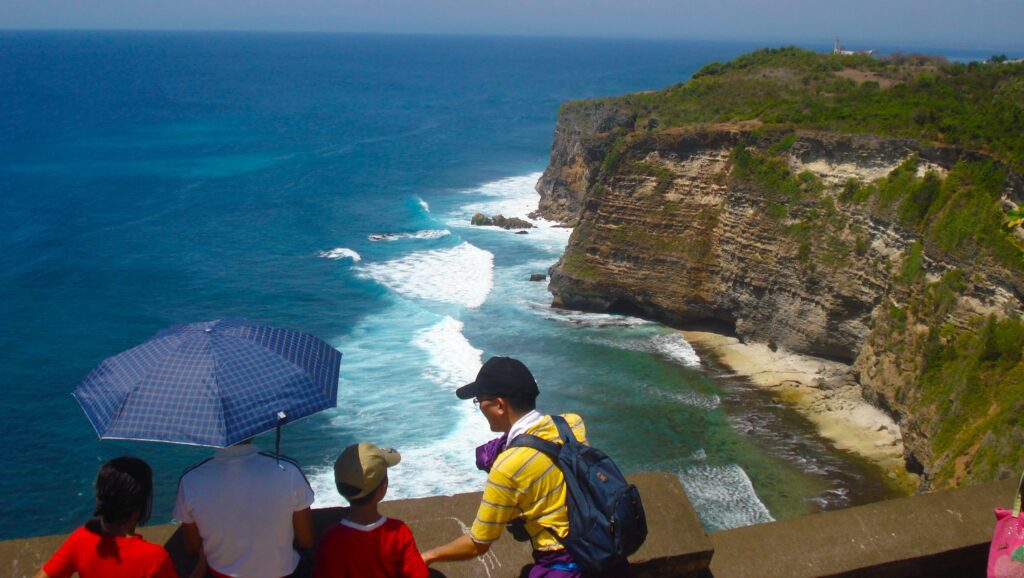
[367,229,451,242]
[317,248,361,262]
[357,242,494,308]
[680,463,774,531]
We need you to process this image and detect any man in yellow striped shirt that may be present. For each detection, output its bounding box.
[420,357,605,577]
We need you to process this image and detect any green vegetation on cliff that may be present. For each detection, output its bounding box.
[728,137,1024,485]
[728,141,1024,270]
[550,47,1024,489]
[592,47,1024,173]
[877,269,1024,485]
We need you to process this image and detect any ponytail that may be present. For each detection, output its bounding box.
[94,457,153,527]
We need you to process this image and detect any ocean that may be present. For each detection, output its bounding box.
[0,31,998,540]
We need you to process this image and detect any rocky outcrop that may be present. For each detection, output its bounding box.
[537,113,1024,490]
[471,213,534,229]
[533,100,637,224]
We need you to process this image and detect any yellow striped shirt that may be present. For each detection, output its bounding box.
[469,413,587,551]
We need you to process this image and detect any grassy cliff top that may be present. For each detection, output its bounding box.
[569,47,1024,173]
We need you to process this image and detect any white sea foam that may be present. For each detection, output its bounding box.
[632,380,720,411]
[448,172,572,252]
[649,333,701,368]
[412,316,483,392]
[367,229,451,242]
[679,464,775,531]
[417,196,430,212]
[308,314,492,506]
[533,306,654,329]
[378,316,494,499]
[582,331,702,371]
[357,242,494,308]
[317,247,361,262]
[661,388,721,411]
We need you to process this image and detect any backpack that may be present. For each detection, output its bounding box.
[508,415,648,572]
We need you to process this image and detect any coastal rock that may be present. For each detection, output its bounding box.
[534,100,637,225]
[530,273,547,282]
[538,114,1024,491]
[470,213,534,230]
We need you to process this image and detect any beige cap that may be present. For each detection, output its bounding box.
[333,442,401,500]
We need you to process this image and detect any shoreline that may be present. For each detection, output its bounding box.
[682,330,920,494]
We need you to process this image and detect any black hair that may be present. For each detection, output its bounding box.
[93,456,153,527]
[338,477,386,507]
[504,394,537,413]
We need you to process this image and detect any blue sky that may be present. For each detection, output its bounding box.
[1,0,1022,51]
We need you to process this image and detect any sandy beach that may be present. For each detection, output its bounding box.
[682,330,919,492]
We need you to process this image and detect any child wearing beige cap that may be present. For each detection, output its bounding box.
[313,443,429,578]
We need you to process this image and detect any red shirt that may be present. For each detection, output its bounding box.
[43,525,178,578]
[314,517,428,578]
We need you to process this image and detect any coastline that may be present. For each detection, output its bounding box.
[682,330,920,493]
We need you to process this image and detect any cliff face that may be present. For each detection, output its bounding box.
[534,100,637,224]
[537,111,1024,489]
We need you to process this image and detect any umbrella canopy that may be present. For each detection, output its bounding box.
[72,319,342,447]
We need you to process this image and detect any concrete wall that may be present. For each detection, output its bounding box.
[708,478,1014,578]
[2,473,1014,578]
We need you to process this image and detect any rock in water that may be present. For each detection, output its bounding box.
[491,215,533,229]
[469,213,535,230]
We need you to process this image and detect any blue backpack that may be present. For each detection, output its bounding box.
[508,415,648,572]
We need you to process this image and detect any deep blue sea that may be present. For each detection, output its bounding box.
[0,31,1000,541]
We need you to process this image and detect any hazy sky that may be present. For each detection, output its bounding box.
[2,0,1022,51]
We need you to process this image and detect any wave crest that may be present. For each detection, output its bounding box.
[368,229,451,242]
[318,248,361,262]
[357,242,494,308]
[680,463,774,531]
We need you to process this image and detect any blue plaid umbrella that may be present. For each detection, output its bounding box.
[72,319,342,447]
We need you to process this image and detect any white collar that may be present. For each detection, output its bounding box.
[505,409,544,448]
[340,516,388,532]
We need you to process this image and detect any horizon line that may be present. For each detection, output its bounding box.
[1,27,1021,54]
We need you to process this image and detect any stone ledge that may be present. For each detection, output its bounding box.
[705,478,1015,578]
[1,472,711,578]
[3,474,1014,578]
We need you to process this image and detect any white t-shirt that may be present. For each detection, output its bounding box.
[173,444,315,578]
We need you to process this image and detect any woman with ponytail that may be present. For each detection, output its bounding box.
[35,457,178,578]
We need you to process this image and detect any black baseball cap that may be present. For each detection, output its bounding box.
[456,356,540,400]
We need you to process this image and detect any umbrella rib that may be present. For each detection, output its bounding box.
[71,388,108,439]
[99,335,193,439]
[204,335,231,446]
[215,333,337,441]
[232,333,316,380]
[224,332,337,399]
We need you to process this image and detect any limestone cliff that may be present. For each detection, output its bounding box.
[537,95,1024,490]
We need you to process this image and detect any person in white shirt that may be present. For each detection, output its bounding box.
[173,440,314,578]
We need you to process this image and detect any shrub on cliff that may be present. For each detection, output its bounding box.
[611,48,1024,174]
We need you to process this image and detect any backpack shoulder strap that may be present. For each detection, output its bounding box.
[507,432,562,458]
[550,414,577,446]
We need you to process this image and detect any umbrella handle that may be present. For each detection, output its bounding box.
[275,411,287,468]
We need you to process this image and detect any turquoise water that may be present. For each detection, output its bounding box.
[3,32,994,540]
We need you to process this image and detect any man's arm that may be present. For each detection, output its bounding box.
[421,534,491,566]
[292,507,314,551]
[181,522,202,555]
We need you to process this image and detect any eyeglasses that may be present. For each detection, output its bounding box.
[473,396,497,408]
